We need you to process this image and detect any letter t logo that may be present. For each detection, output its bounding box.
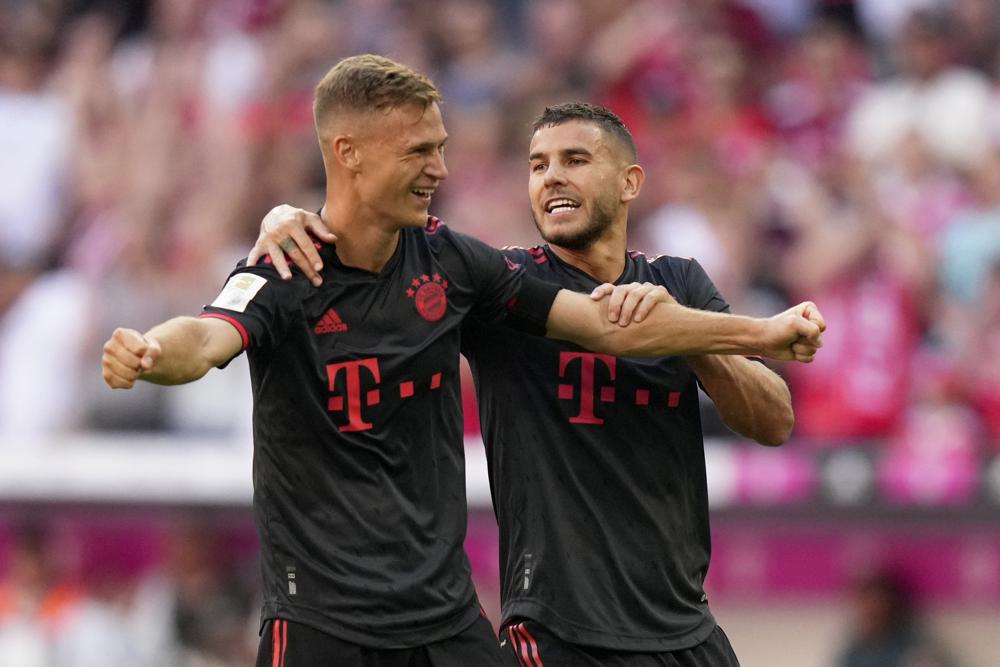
[558,352,616,424]
[326,358,381,432]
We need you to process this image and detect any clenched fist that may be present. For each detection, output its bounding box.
[762,301,826,362]
[102,327,162,389]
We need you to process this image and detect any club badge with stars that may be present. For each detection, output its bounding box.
[406,273,448,322]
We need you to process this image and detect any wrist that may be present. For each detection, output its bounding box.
[731,315,768,356]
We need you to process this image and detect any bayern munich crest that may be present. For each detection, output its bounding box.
[406,273,449,322]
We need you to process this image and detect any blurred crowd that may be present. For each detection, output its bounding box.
[2,1,999,665]
[0,518,261,667]
[1,0,1000,457]
[0,0,1000,452]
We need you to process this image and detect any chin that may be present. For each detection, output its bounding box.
[537,220,605,251]
[539,221,582,244]
[408,211,430,226]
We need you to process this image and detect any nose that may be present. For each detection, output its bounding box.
[543,163,566,187]
[426,151,448,181]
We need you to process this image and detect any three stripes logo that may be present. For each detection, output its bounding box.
[314,308,348,334]
[507,622,544,666]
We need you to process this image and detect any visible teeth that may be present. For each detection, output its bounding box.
[412,188,434,196]
[546,198,578,213]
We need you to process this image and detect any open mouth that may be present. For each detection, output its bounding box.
[412,187,435,201]
[544,197,581,215]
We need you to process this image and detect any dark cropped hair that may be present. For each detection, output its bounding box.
[531,102,637,162]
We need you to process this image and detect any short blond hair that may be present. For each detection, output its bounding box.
[313,54,441,128]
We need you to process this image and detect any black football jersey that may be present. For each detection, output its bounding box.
[201,219,557,648]
[462,246,730,651]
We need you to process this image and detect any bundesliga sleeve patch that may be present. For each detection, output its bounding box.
[210,273,268,312]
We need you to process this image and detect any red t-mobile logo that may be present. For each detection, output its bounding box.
[326,358,381,432]
[558,352,617,424]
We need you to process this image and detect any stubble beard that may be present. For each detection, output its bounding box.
[533,195,617,252]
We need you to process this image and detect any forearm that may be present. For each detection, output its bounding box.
[141,316,231,385]
[686,355,794,446]
[548,290,770,357]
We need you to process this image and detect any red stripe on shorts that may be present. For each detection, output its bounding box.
[512,623,541,667]
[520,623,544,666]
[271,620,280,667]
[280,620,288,667]
[507,625,530,667]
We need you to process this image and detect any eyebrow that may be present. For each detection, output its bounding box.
[408,137,448,152]
[528,146,593,161]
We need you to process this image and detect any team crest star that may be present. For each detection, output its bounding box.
[406,288,415,298]
[420,274,430,282]
[441,280,448,289]
[432,273,441,282]
[411,278,421,287]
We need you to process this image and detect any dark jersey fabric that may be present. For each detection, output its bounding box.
[201,219,557,648]
[462,245,730,651]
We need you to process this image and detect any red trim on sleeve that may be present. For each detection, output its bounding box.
[198,312,249,350]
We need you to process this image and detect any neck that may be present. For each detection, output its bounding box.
[547,218,629,284]
[321,189,401,274]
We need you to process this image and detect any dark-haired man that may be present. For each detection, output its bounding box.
[255,101,821,666]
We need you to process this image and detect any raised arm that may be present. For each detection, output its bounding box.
[590,282,813,445]
[102,316,243,388]
[546,289,823,361]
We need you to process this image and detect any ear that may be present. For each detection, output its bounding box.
[620,164,644,203]
[331,135,362,171]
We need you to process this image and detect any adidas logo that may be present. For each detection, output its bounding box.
[314,308,348,334]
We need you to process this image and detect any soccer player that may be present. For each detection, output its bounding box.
[256,103,820,666]
[103,56,822,667]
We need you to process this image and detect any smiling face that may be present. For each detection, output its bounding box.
[528,120,632,251]
[354,102,449,229]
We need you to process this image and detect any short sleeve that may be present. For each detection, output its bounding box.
[200,262,306,355]
[683,259,731,314]
[448,232,559,335]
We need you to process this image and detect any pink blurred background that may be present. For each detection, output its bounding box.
[1,0,998,665]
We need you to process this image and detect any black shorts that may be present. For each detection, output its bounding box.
[501,621,740,667]
[256,615,513,667]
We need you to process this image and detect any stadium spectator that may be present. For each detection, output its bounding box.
[836,569,959,667]
[769,155,921,442]
[845,8,993,170]
[0,6,92,438]
[938,145,1000,304]
[949,0,1000,75]
[0,2,70,314]
[431,0,529,109]
[765,18,869,170]
[129,520,257,666]
[0,524,85,667]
